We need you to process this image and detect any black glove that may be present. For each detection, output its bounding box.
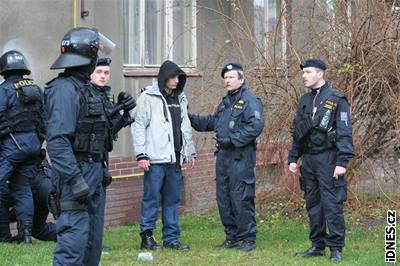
[48,191,60,220]
[117,91,136,112]
[69,175,90,203]
[217,137,234,149]
[102,168,112,188]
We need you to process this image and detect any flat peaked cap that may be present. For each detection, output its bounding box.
[221,62,243,77]
[300,59,327,70]
[96,57,112,66]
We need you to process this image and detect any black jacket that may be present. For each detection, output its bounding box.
[288,83,355,167]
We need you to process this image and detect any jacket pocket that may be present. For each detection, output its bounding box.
[333,176,347,204]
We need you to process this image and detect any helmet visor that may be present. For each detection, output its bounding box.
[98,32,116,55]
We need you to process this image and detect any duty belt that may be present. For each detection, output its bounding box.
[303,146,335,154]
[60,201,88,212]
[75,152,103,163]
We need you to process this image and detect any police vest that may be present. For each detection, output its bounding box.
[69,77,112,160]
[2,79,43,135]
[295,89,344,153]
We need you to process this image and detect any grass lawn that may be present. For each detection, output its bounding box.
[0,204,390,266]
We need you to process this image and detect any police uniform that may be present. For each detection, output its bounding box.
[289,59,355,260]
[89,58,135,255]
[27,152,57,241]
[0,50,44,243]
[190,63,264,251]
[45,27,117,266]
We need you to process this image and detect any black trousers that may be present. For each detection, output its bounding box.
[215,147,256,242]
[300,150,347,250]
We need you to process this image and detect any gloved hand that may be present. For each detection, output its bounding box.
[69,175,90,203]
[117,91,136,112]
[102,168,112,188]
[217,137,233,149]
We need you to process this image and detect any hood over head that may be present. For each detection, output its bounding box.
[157,60,186,95]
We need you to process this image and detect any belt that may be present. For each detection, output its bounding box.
[303,146,335,154]
[60,201,88,212]
[75,153,103,162]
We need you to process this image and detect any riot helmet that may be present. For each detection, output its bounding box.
[51,27,115,69]
[0,50,31,75]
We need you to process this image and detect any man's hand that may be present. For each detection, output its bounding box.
[138,159,150,172]
[333,166,346,179]
[217,137,233,149]
[117,91,136,111]
[289,162,298,173]
[102,168,113,188]
[69,175,90,203]
[188,157,196,169]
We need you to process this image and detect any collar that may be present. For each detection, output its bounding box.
[311,82,329,95]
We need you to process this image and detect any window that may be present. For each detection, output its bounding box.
[253,0,287,62]
[123,0,197,67]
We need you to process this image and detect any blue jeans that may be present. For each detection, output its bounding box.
[140,163,183,245]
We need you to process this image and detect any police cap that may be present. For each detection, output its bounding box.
[300,59,327,71]
[96,58,111,66]
[221,63,243,78]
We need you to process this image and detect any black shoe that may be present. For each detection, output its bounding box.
[216,239,241,249]
[15,221,32,244]
[163,241,190,251]
[140,231,162,250]
[237,240,256,252]
[330,249,342,263]
[295,246,325,257]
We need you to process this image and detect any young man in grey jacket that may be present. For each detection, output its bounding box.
[132,60,196,251]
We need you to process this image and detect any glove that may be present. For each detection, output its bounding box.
[102,168,112,188]
[217,137,233,149]
[117,91,136,112]
[69,175,90,203]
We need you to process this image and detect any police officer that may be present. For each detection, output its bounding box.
[45,27,118,265]
[8,151,57,242]
[89,58,135,253]
[189,63,264,252]
[0,50,44,243]
[90,58,135,165]
[29,150,57,241]
[288,59,355,262]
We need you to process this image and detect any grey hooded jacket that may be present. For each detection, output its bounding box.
[131,61,196,165]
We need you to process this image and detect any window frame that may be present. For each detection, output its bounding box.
[123,0,197,69]
[253,0,287,63]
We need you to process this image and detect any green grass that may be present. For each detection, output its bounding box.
[0,209,389,266]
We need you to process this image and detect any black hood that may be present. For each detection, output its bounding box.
[158,60,186,95]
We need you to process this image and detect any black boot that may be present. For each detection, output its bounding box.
[215,239,241,249]
[140,230,162,250]
[330,249,342,263]
[295,246,325,257]
[237,240,256,252]
[16,221,32,244]
[163,241,190,251]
